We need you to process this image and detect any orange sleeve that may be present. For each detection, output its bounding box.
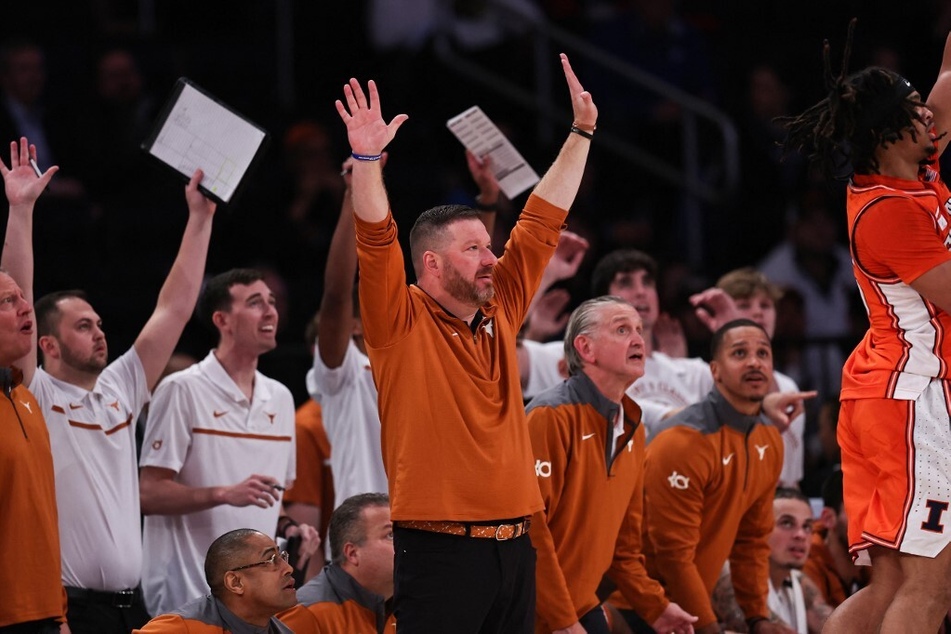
[492,195,568,329]
[277,604,320,634]
[132,614,188,633]
[353,212,414,349]
[729,429,781,621]
[607,425,668,625]
[283,404,324,506]
[527,405,578,630]
[854,198,951,282]
[644,428,718,628]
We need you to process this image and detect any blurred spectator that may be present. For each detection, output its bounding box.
[759,192,859,401]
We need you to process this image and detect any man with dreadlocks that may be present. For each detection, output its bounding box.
[781,21,951,633]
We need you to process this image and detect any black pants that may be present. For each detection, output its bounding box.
[65,591,150,634]
[393,526,536,633]
[579,605,611,634]
[0,620,60,634]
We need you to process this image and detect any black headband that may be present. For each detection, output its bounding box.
[856,74,917,132]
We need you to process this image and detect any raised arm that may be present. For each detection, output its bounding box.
[927,31,951,158]
[335,78,408,223]
[133,170,215,390]
[316,157,360,368]
[531,54,598,210]
[0,137,58,385]
[465,150,501,237]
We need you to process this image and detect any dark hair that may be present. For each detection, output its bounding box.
[821,469,844,513]
[709,318,769,359]
[204,528,262,596]
[775,486,811,505]
[196,269,265,332]
[778,19,927,178]
[34,290,91,338]
[328,492,390,565]
[590,249,657,297]
[408,205,481,278]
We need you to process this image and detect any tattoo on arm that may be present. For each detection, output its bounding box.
[712,570,748,632]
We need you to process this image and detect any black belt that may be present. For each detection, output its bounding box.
[65,586,140,609]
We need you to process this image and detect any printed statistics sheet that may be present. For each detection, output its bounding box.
[446,106,539,200]
[143,78,268,205]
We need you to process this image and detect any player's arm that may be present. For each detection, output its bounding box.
[526,406,580,631]
[0,137,57,385]
[802,573,833,633]
[134,170,215,389]
[644,429,717,629]
[335,79,407,224]
[139,466,282,515]
[927,31,951,158]
[530,54,597,212]
[317,157,360,369]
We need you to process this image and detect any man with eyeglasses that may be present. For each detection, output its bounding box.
[279,493,395,632]
[134,528,296,633]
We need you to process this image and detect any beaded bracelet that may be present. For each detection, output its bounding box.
[351,151,383,161]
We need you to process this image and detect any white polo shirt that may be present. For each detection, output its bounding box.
[307,339,387,508]
[31,348,149,591]
[520,339,567,400]
[139,351,296,616]
[626,351,713,436]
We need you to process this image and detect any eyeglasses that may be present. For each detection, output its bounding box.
[229,550,290,572]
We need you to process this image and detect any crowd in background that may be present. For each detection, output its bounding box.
[4,1,951,500]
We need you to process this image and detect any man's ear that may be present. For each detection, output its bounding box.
[709,359,721,383]
[343,542,359,567]
[223,571,245,596]
[422,251,440,278]
[819,507,837,531]
[212,310,229,330]
[574,335,595,365]
[37,335,59,359]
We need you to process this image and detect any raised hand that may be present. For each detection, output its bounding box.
[335,78,408,156]
[0,137,57,207]
[561,54,597,129]
[690,287,741,333]
[466,150,500,204]
[547,230,589,283]
[184,168,216,219]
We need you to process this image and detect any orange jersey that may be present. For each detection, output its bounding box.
[843,165,951,400]
[642,389,782,629]
[283,399,333,539]
[527,373,668,631]
[354,195,566,521]
[0,381,66,627]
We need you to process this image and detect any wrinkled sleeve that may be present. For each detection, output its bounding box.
[527,404,578,630]
[644,427,717,628]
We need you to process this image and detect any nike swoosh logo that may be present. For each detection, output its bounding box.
[582,433,596,440]
[722,454,734,465]
[213,410,228,418]
[69,403,83,410]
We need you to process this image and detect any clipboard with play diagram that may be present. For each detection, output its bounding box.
[142,77,269,206]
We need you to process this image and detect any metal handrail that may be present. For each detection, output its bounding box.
[431,3,739,206]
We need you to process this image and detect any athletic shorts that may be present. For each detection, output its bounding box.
[838,379,951,565]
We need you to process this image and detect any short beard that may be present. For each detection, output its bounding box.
[444,263,494,306]
[61,345,107,375]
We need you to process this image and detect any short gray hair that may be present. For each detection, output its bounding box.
[564,296,632,376]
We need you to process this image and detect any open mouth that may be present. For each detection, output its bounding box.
[19,321,32,334]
